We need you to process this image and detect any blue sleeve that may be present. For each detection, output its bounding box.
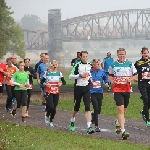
[102,71,110,84]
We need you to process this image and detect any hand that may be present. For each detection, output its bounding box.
[125,78,131,82]
[37,79,40,84]
[19,84,25,88]
[58,82,62,87]
[25,84,30,88]
[105,83,109,87]
[46,83,51,88]
[0,68,4,72]
[27,71,31,75]
[81,72,89,78]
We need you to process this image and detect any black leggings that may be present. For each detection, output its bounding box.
[138,83,150,122]
[91,93,103,126]
[27,89,32,109]
[5,85,15,109]
[45,93,59,122]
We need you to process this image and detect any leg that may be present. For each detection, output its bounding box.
[83,87,94,134]
[138,84,149,122]
[0,85,4,103]
[27,89,32,110]
[21,91,28,122]
[5,85,12,110]
[50,94,59,122]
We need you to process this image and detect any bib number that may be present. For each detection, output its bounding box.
[93,81,101,88]
[48,85,59,94]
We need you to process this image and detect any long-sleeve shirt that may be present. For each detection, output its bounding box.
[90,68,110,93]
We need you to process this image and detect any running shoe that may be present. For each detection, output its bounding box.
[87,127,94,134]
[122,131,129,140]
[114,119,121,134]
[91,112,95,124]
[107,86,111,92]
[140,110,146,123]
[11,109,16,117]
[95,126,101,132]
[25,111,29,117]
[146,121,150,127]
[70,122,75,132]
[6,109,12,114]
[41,105,46,112]
[49,122,54,127]
[45,116,49,124]
[22,116,26,122]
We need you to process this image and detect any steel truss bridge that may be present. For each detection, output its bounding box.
[23,8,150,50]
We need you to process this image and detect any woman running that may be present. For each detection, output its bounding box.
[41,60,66,127]
[11,61,29,122]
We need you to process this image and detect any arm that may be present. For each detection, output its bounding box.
[108,66,114,83]
[59,72,66,85]
[102,71,110,84]
[101,58,105,69]
[130,63,138,81]
[31,68,37,79]
[36,65,41,83]
[71,59,75,66]
[69,63,80,80]
[10,77,21,86]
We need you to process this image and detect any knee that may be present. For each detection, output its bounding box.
[118,107,124,114]
[74,103,80,111]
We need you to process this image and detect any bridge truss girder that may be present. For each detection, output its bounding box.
[61,8,150,41]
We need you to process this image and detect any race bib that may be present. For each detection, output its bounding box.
[93,81,101,88]
[114,76,129,84]
[47,85,59,94]
[142,72,150,79]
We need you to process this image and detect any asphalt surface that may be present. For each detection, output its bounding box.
[0,94,150,146]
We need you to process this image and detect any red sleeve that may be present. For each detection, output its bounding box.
[3,64,8,72]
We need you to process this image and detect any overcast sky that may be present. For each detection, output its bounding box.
[5,0,150,21]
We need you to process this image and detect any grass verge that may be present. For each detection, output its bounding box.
[0,121,149,150]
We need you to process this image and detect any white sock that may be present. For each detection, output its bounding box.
[87,122,91,128]
[71,117,75,122]
[121,129,125,134]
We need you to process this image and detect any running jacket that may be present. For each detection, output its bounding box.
[90,68,110,93]
[103,57,114,72]
[109,61,137,92]
[69,61,91,86]
[134,58,150,84]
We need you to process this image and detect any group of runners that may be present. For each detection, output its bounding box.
[0,47,150,140]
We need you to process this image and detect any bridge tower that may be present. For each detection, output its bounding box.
[48,9,64,66]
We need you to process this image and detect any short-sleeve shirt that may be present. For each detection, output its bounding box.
[43,71,63,94]
[109,61,137,92]
[37,63,48,80]
[12,71,29,90]
[0,63,7,84]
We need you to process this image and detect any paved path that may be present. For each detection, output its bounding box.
[0,96,150,146]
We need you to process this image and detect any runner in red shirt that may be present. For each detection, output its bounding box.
[0,62,8,102]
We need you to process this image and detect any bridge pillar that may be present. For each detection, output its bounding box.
[48,9,64,66]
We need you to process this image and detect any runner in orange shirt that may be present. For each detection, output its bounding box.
[5,58,17,113]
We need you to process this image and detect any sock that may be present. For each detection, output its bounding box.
[121,129,125,134]
[70,117,75,122]
[87,122,91,128]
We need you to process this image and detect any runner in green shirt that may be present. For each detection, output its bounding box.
[11,61,29,122]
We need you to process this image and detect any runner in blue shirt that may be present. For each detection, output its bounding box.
[90,59,110,132]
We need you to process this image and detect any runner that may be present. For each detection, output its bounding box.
[90,59,110,132]
[108,48,137,140]
[134,47,150,126]
[37,54,50,111]
[11,61,29,122]
[71,52,81,66]
[5,58,17,114]
[41,60,66,127]
[0,60,8,103]
[101,52,114,92]
[24,58,36,117]
[69,51,94,134]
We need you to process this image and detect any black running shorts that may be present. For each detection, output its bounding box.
[114,92,130,108]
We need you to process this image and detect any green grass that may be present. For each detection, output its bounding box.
[0,121,149,150]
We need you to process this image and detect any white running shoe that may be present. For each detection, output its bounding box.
[45,116,49,124]
[49,122,54,127]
